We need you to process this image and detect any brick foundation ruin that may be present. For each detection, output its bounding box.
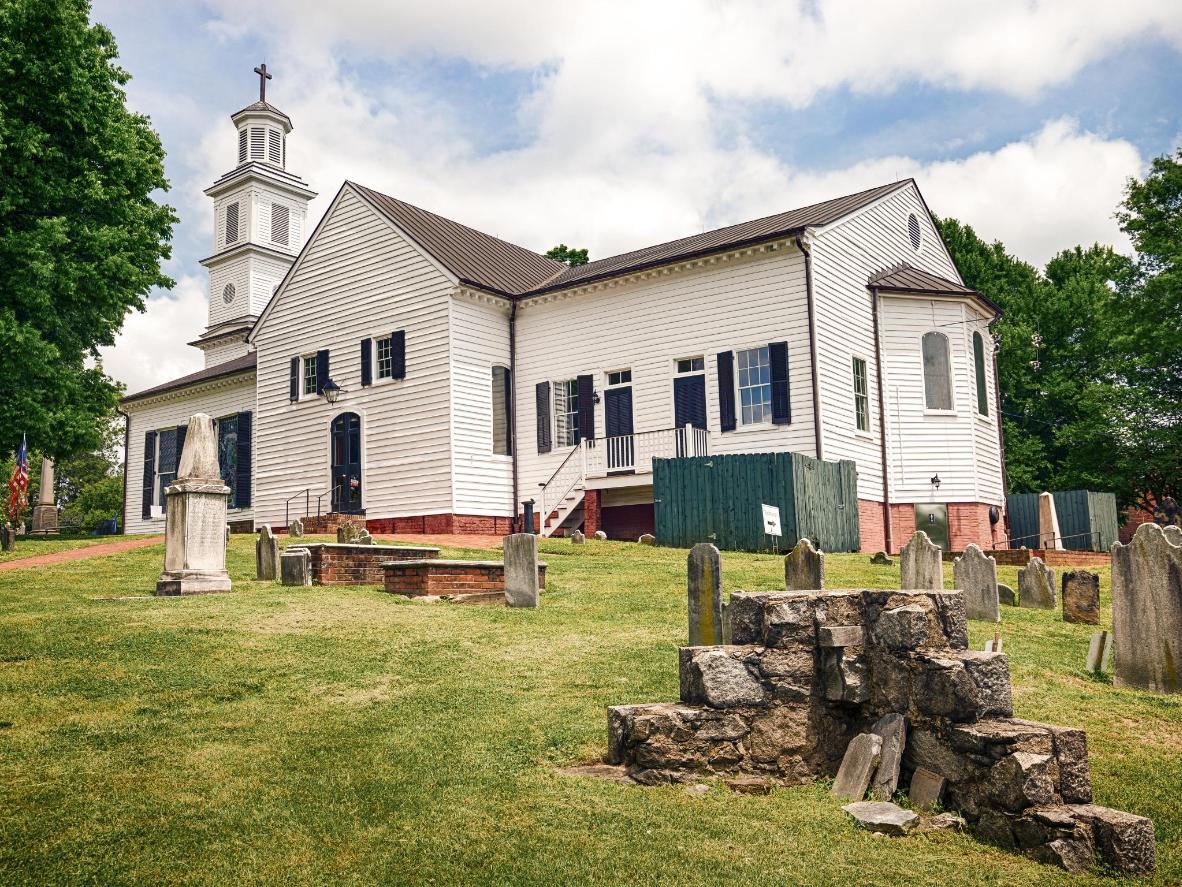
[383,559,547,599]
[299,543,440,585]
[607,588,1155,876]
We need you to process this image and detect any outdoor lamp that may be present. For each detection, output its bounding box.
[930,473,942,491]
[322,378,342,404]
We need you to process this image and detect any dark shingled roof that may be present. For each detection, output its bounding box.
[350,183,566,297]
[869,263,1000,315]
[231,100,292,127]
[348,178,915,298]
[121,352,256,405]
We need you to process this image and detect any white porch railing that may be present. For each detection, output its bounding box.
[537,425,709,527]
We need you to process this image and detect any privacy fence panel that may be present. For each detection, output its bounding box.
[654,452,859,553]
[1005,489,1118,552]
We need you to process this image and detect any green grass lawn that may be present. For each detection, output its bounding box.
[1,536,1178,885]
[0,534,140,564]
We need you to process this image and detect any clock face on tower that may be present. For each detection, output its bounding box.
[222,283,236,305]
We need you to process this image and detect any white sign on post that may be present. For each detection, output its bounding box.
[761,504,782,537]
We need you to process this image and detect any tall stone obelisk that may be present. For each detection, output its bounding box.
[31,458,59,534]
[156,414,232,596]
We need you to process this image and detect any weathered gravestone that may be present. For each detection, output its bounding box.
[638,533,656,545]
[570,529,585,545]
[1112,523,1182,693]
[1039,491,1064,549]
[1062,570,1100,625]
[280,547,311,586]
[909,767,946,810]
[355,529,374,545]
[155,414,232,596]
[831,732,882,801]
[31,457,58,534]
[1018,557,1057,609]
[870,712,906,801]
[687,543,723,646]
[784,538,824,590]
[900,530,942,590]
[869,551,893,566]
[288,518,303,538]
[0,525,14,552]
[504,533,539,608]
[337,520,360,543]
[1086,631,1110,675]
[997,583,1016,606]
[256,525,280,580]
[593,530,607,541]
[953,543,1000,622]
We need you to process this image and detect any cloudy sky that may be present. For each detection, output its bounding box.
[93,0,1182,394]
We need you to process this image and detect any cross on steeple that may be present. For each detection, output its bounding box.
[253,63,273,102]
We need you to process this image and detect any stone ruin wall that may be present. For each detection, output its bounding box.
[607,588,1155,876]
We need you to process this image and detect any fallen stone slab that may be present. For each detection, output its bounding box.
[870,713,906,801]
[843,800,919,836]
[725,775,773,795]
[832,732,882,801]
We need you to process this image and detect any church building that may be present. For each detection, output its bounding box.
[121,69,1008,553]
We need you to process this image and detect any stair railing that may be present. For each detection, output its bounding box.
[538,441,586,529]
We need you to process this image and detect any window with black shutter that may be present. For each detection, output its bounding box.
[315,349,329,395]
[768,341,791,425]
[576,374,595,442]
[360,338,373,386]
[390,331,405,379]
[535,381,551,454]
[217,415,238,505]
[290,356,300,402]
[492,366,511,456]
[141,431,156,520]
[716,351,736,432]
[235,411,252,507]
[157,428,179,504]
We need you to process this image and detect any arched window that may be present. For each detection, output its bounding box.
[973,331,988,416]
[921,332,952,411]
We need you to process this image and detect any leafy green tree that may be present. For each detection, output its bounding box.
[0,0,176,461]
[545,244,589,266]
[60,472,123,532]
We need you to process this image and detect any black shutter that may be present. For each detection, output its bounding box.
[141,431,156,520]
[502,367,514,457]
[175,424,188,473]
[535,381,552,454]
[576,374,595,442]
[235,411,252,508]
[360,338,372,387]
[769,341,791,425]
[289,356,299,402]
[391,330,406,379]
[717,351,736,432]
[315,349,329,395]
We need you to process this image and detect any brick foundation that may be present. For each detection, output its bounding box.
[583,490,601,536]
[601,503,655,541]
[365,514,516,536]
[858,501,1006,554]
[856,500,887,553]
[987,548,1112,568]
[299,543,440,585]
[382,559,547,597]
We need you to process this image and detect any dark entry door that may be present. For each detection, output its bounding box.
[915,503,949,550]
[604,387,634,471]
[673,374,707,455]
[330,412,363,513]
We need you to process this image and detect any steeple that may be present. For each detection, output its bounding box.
[193,63,316,368]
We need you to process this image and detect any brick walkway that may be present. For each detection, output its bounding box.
[0,536,164,571]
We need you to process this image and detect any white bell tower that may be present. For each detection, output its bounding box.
[194,63,317,368]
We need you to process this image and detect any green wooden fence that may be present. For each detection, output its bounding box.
[1005,489,1118,551]
[653,452,860,552]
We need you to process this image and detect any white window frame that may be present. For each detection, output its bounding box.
[851,355,871,435]
[301,354,318,399]
[734,344,773,427]
[375,336,394,381]
[490,365,512,459]
[972,330,991,421]
[920,330,956,415]
[605,368,631,387]
[675,356,705,376]
[553,378,580,448]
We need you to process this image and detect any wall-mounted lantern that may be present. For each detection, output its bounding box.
[322,378,343,404]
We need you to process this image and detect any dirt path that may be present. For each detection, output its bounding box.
[0,536,164,571]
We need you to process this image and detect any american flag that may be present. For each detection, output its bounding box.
[7,435,29,524]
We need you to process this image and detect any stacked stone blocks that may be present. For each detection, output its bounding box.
[607,587,1154,875]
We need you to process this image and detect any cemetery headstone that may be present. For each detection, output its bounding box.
[155,413,232,596]
[687,543,723,646]
[1086,631,1108,674]
[31,457,58,534]
[256,525,280,580]
[909,767,946,810]
[953,543,1000,622]
[337,520,360,543]
[869,551,893,566]
[1165,525,1182,545]
[870,713,906,801]
[1038,491,1063,549]
[288,518,303,538]
[900,530,942,590]
[638,533,656,545]
[1018,557,1057,609]
[1062,570,1100,625]
[1112,523,1182,693]
[280,547,311,586]
[784,538,824,590]
[593,530,607,541]
[831,732,882,801]
[0,525,14,552]
[570,529,585,545]
[356,529,374,545]
[997,583,1016,606]
[504,533,539,608]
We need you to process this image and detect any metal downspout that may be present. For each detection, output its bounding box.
[870,288,893,553]
[795,234,824,461]
[509,299,520,532]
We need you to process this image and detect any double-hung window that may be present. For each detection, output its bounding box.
[376,336,393,380]
[737,346,772,425]
[973,331,989,416]
[218,415,239,506]
[921,332,953,411]
[554,379,580,447]
[852,357,870,432]
[491,366,511,456]
[302,355,317,397]
[156,427,179,505]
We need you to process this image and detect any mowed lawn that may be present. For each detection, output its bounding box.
[1,536,1179,886]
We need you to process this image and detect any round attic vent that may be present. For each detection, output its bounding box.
[907,213,921,250]
[222,283,236,305]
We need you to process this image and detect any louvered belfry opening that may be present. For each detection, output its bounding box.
[271,203,289,246]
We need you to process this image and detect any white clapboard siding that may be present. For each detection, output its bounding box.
[250,186,456,528]
[514,246,815,499]
[213,188,250,253]
[123,378,256,534]
[878,296,1002,504]
[201,338,251,368]
[809,182,1000,504]
[449,295,514,516]
[207,260,252,329]
[249,254,292,316]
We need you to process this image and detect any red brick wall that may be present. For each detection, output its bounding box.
[989,548,1111,568]
[302,512,365,535]
[602,503,655,541]
[1120,506,1154,545]
[583,490,601,536]
[382,561,547,596]
[857,499,887,553]
[365,514,515,535]
[305,543,439,585]
[868,501,1005,554]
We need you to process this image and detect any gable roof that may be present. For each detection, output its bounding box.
[349,183,566,297]
[868,263,1000,315]
[532,180,912,294]
[121,352,256,406]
